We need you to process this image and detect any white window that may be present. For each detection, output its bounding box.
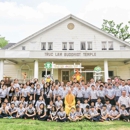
[48,42,53,50]
[81,42,86,50]
[87,42,92,50]
[41,42,46,50]
[62,42,67,50]
[69,42,74,50]
[102,41,107,50]
[120,46,125,50]
[22,46,25,50]
[108,41,114,50]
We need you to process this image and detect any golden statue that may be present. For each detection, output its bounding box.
[72,69,84,82]
[22,72,27,80]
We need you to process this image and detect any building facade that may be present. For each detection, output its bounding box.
[0,14,130,83]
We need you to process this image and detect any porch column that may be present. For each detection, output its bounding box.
[0,60,4,80]
[34,60,38,78]
[104,60,108,82]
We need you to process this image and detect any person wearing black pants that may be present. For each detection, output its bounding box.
[37,103,47,121]
[57,107,67,122]
[0,102,8,118]
[25,103,36,119]
[7,103,17,118]
[105,84,115,105]
[119,105,130,122]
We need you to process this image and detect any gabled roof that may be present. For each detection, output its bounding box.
[9,14,130,49]
[2,43,16,49]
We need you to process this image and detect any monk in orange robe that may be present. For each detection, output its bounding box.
[65,90,75,115]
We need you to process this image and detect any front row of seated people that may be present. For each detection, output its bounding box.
[0,96,130,122]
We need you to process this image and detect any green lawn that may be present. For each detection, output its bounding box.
[0,119,130,130]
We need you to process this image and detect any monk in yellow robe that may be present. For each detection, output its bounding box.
[65,90,75,115]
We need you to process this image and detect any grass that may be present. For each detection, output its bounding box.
[0,119,130,130]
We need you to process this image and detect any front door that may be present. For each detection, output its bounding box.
[62,71,69,83]
[86,72,93,82]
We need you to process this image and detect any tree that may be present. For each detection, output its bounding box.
[101,20,130,41]
[0,35,8,48]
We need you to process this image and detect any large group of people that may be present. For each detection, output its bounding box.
[0,77,130,122]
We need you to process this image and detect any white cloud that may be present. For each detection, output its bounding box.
[0,1,70,42]
[77,0,130,27]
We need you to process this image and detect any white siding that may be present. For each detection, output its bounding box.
[12,18,130,51]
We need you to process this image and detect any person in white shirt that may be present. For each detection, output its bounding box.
[118,90,130,112]
[109,105,120,120]
[0,102,8,118]
[90,85,98,105]
[119,104,130,122]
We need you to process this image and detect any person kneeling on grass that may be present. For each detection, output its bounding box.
[37,103,47,121]
[24,103,36,120]
[119,104,130,122]
[109,105,120,121]
[83,106,91,121]
[68,107,77,122]
[16,103,25,119]
[57,107,67,122]
[7,103,17,118]
[101,105,110,121]
[89,106,102,122]
[75,106,83,121]
[0,102,8,118]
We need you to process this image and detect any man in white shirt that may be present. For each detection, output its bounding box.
[118,90,130,112]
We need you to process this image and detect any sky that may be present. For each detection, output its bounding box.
[0,0,130,43]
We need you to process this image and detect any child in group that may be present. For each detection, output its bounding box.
[55,96,63,111]
[119,104,130,122]
[11,96,19,108]
[28,83,36,100]
[4,98,10,109]
[37,103,47,121]
[19,96,27,108]
[68,107,77,122]
[21,84,29,101]
[75,106,83,121]
[16,103,25,118]
[35,84,42,101]
[82,99,89,112]
[47,100,54,116]
[7,102,17,118]
[35,96,46,111]
[95,98,103,113]
[101,105,109,121]
[0,102,8,118]
[89,106,101,122]
[90,102,95,108]
[8,86,15,102]
[105,99,112,111]
[27,95,35,107]
[76,100,83,112]
[25,103,36,120]
[109,105,120,121]
[48,106,58,121]
[14,87,21,100]
[83,106,91,121]
[57,107,67,122]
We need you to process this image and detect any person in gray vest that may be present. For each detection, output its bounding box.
[97,85,105,104]
[76,84,84,103]
[114,82,121,102]
[83,84,90,104]
[119,104,130,122]
[105,84,115,105]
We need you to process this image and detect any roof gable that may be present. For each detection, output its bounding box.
[9,14,130,49]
